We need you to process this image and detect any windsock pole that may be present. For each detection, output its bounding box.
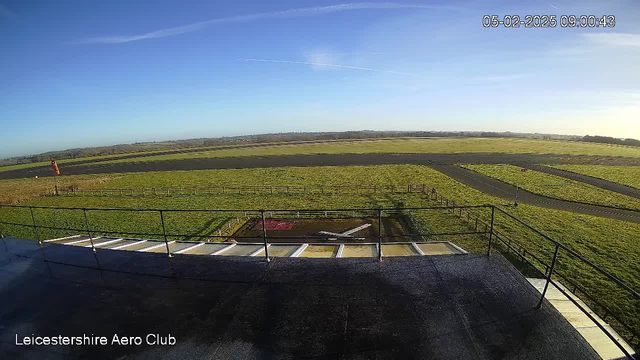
[50,160,61,195]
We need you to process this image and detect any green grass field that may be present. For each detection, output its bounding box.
[553,165,640,189]
[0,164,638,341]
[59,138,640,168]
[463,165,640,210]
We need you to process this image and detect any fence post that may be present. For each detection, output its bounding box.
[487,206,495,256]
[537,244,560,309]
[377,209,383,261]
[261,210,270,262]
[160,210,171,257]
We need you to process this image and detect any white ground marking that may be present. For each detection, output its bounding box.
[112,240,147,250]
[336,244,345,258]
[139,241,175,252]
[44,234,82,243]
[448,242,468,254]
[290,244,309,257]
[319,223,371,240]
[174,242,205,254]
[85,238,123,248]
[66,237,101,246]
[250,244,271,257]
[210,243,236,255]
[411,242,425,256]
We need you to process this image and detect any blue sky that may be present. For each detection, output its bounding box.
[1,0,640,158]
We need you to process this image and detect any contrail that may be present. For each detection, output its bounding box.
[75,3,463,44]
[241,58,416,76]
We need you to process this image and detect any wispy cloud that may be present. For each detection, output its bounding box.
[582,33,640,48]
[75,3,462,44]
[301,49,387,71]
[241,58,416,76]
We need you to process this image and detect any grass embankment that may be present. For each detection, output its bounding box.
[65,137,640,168]
[0,165,638,340]
[553,165,640,190]
[464,164,640,210]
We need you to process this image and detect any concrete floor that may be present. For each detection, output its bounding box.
[0,237,600,360]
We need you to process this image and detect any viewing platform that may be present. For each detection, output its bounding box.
[0,236,604,360]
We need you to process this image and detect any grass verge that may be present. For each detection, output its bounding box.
[463,164,640,210]
[552,165,640,189]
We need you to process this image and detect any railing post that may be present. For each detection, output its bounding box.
[537,244,560,309]
[82,209,97,253]
[487,206,495,256]
[377,209,383,261]
[29,207,48,261]
[261,210,269,262]
[83,209,101,268]
[159,210,171,257]
[29,207,41,243]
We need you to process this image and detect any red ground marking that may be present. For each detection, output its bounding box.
[256,220,295,231]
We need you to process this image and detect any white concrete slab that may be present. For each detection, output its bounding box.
[527,278,636,360]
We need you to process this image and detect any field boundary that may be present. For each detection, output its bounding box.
[58,184,429,197]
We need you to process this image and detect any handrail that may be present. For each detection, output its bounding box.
[494,205,640,300]
[0,204,495,212]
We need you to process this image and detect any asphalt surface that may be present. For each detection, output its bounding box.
[429,164,640,223]
[4,152,640,180]
[0,237,600,360]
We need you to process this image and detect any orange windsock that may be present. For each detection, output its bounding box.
[51,160,60,176]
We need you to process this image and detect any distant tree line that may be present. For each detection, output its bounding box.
[580,135,640,147]
[1,130,637,167]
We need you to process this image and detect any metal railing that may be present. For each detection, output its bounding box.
[487,206,639,358]
[0,203,638,358]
